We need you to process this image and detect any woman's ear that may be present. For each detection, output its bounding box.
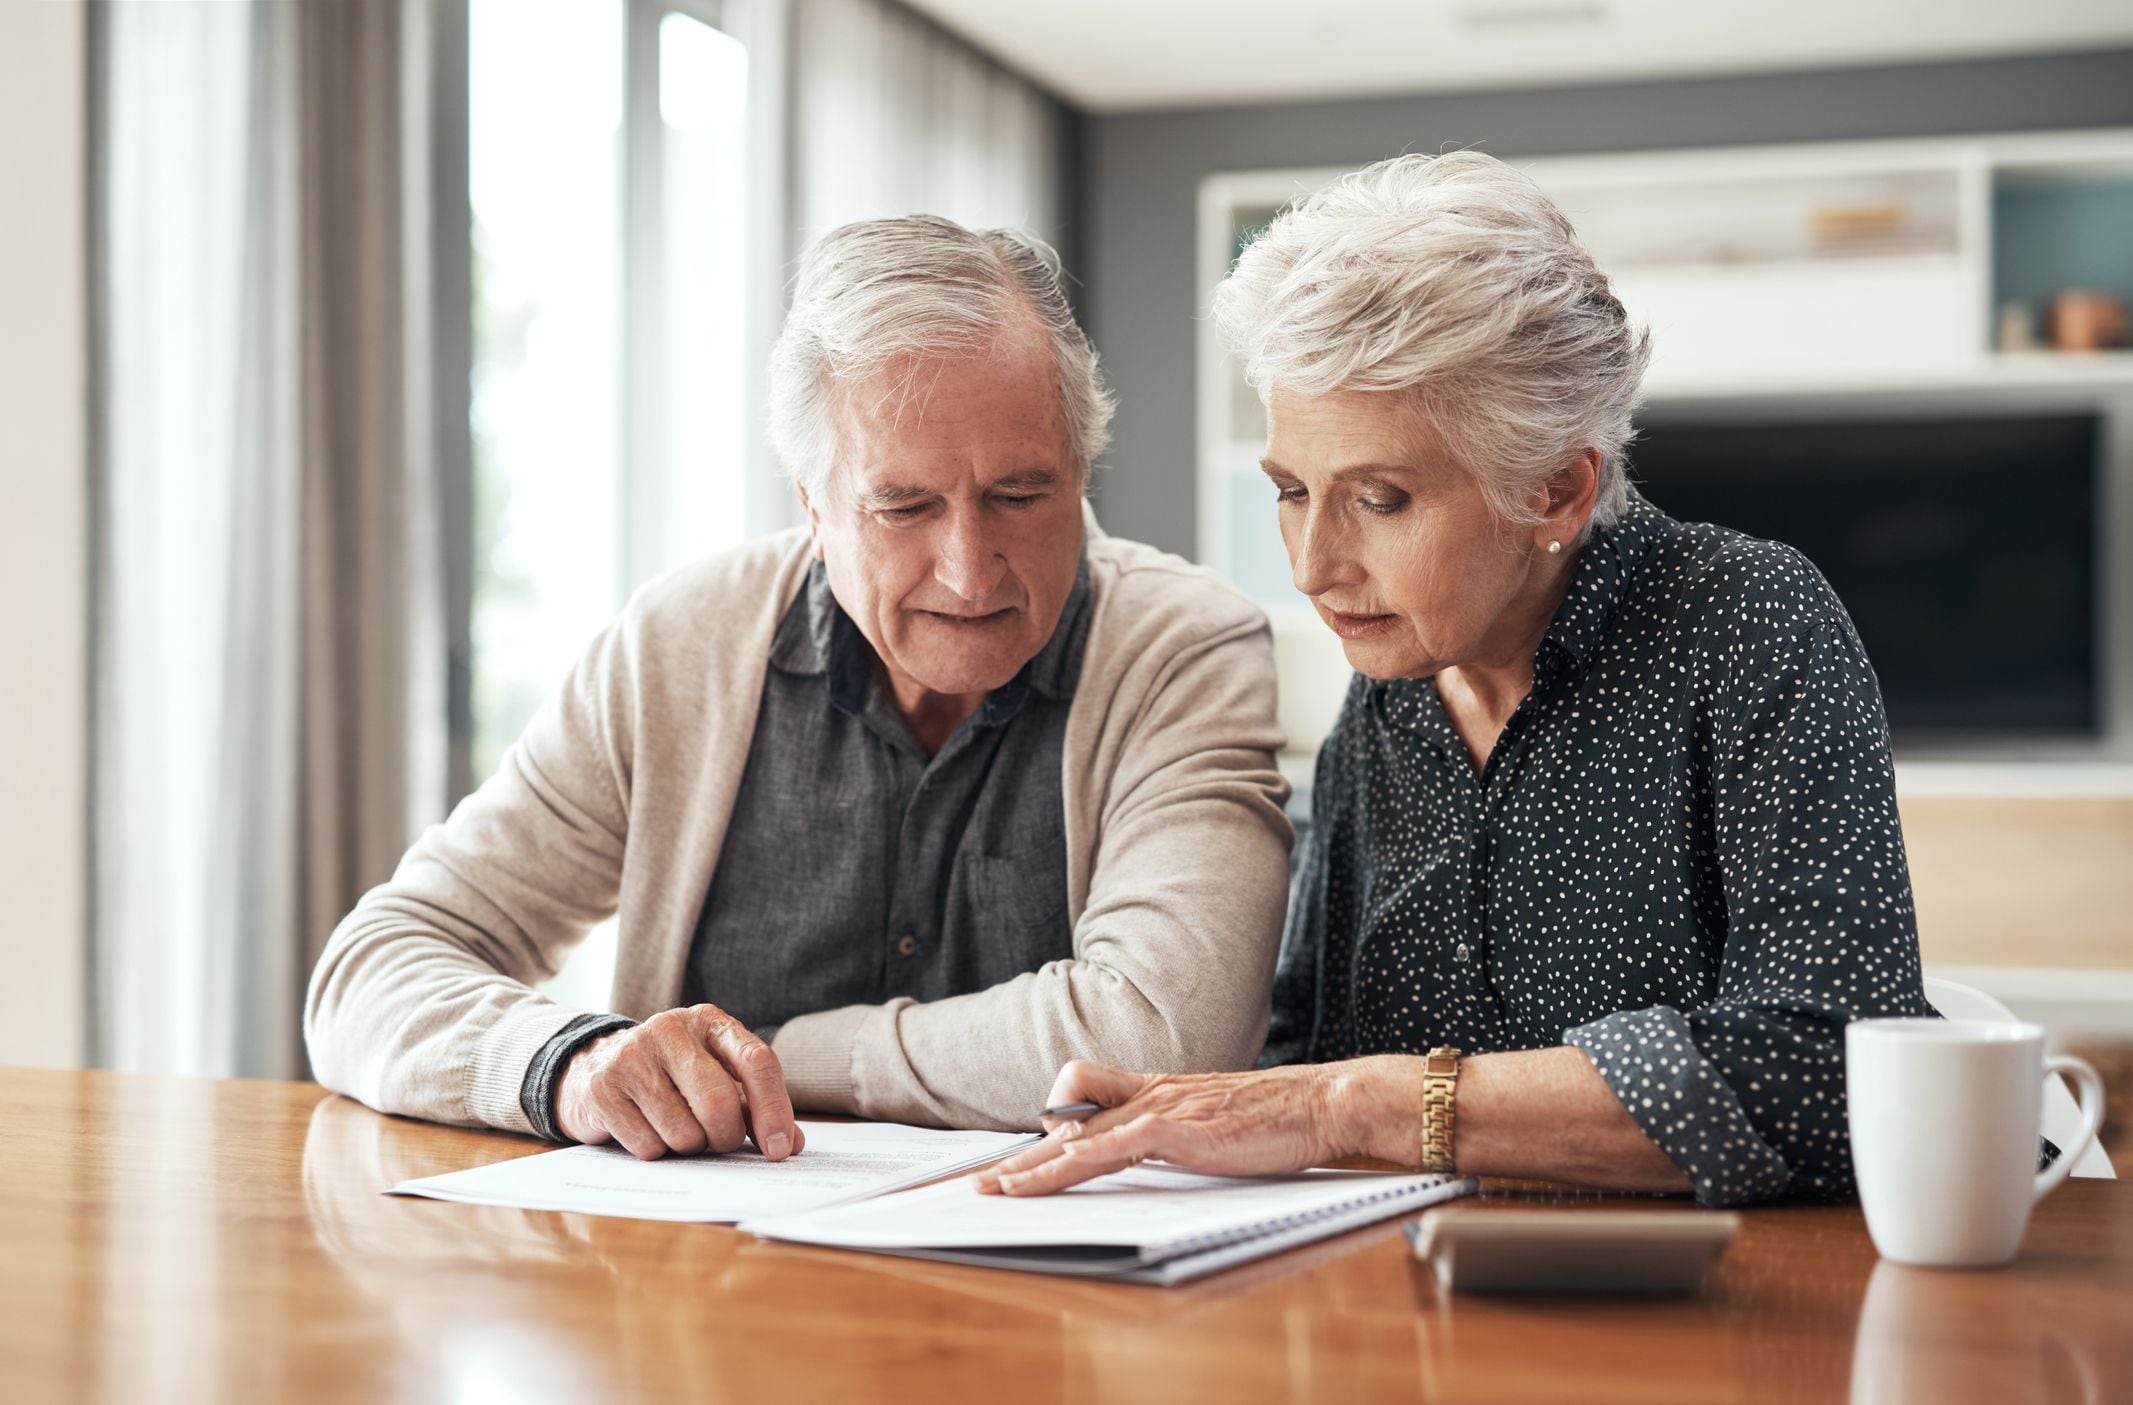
[1537,448,1602,551]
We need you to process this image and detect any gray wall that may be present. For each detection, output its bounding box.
[1078,47,2133,557]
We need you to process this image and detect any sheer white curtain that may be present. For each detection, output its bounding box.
[94,0,303,1077]
[92,0,452,1077]
[793,0,1070,263]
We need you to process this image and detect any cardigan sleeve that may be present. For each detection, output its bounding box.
[1566,547,1933,1206]
[303,613,638,1135]
[773,578,1294,1129]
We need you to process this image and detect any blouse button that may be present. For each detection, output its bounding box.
[1454,942,1471,963]
[896,933,919,957]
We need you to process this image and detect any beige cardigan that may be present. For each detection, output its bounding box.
[305,518,1293,1136]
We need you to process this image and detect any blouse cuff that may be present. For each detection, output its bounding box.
[1563,1006,1793,1207]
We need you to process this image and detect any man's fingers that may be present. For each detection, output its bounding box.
[620,1061,711,1155]
[698,1012,798,1160]
[599,1098,671,1161]
[736,1097,810,1157]
[657,1030,748,1153]
[993,1115,1167,1197]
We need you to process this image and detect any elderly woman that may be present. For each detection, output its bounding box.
[977,151,1932,1208]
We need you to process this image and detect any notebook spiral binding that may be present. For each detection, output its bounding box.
[1152,1176,1453,1261]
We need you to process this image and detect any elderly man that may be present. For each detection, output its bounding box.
[305,215,1291,1162]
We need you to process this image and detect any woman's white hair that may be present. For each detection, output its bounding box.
[770,215,1114,499]
[1213,150,1651,532]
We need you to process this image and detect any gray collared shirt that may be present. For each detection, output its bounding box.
[517,555,1091,1138]
[686,554,1092,1029]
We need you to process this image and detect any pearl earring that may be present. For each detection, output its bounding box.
[1547,540,1562,555]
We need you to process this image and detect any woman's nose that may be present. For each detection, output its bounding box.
[1288,509,1350,598]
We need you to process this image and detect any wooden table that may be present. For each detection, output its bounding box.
[4,1069,2128,1404]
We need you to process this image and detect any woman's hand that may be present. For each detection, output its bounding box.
[975,1050,1693,1197]
[973,1059,1351,1196]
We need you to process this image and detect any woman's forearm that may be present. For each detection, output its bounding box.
[1326,1048,1691,1193]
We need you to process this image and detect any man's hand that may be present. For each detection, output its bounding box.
[554,1004,804,1161]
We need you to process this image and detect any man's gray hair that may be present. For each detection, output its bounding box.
[769,215,1114,498]
[1213,151,1651,532]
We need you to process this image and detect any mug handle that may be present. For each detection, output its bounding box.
[2033,1054,2107,1202]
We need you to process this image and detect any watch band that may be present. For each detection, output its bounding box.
[1420,1046,1463,1174]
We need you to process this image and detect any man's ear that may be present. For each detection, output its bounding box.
[796,481,826,562]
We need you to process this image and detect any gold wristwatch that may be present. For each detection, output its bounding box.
[1420,1046,1463,1173]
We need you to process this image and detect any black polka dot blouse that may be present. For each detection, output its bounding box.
[1262,487,1933,1207]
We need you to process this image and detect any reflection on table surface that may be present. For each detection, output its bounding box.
[1850,1256,2111,1405]
[3,1068,2128,1404]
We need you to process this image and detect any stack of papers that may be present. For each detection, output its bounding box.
[744,1163,1478,1284]
[390,1118,1476,1285]
[389,1120,1038,1223]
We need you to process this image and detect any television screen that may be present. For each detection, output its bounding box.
[1627,412,2102,741]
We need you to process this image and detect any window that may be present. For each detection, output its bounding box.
[627,8,754,587]
[468,0,624,782]
[469,0,764,1008]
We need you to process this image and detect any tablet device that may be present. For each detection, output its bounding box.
[1406,1208,1739,1296]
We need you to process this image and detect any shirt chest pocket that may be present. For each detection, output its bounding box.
[954,841,1074,985]
[968,843,1069,929]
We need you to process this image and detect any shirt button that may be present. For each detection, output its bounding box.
[896,933,919,957]
[1454,942,1471,963]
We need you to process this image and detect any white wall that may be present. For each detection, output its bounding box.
[0,0,87,1068]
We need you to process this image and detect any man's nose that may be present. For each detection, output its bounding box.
[934,512,1009,603]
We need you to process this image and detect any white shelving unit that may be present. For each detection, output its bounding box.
[1196,128,2133,779]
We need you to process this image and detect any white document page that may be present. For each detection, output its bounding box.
[744,1163,1457,1253]
[389,1121,1038,1223]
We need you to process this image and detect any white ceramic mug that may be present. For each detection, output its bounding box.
[1847,1018,2106,1268]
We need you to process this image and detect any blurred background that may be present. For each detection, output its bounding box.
[3,0,2131,1157]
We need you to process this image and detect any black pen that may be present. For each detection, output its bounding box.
[1042,1101,1104,1121]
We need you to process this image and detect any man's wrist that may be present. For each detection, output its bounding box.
[520,1012,635,1141]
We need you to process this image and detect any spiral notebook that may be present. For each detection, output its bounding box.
[742,1163,1477,1285]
